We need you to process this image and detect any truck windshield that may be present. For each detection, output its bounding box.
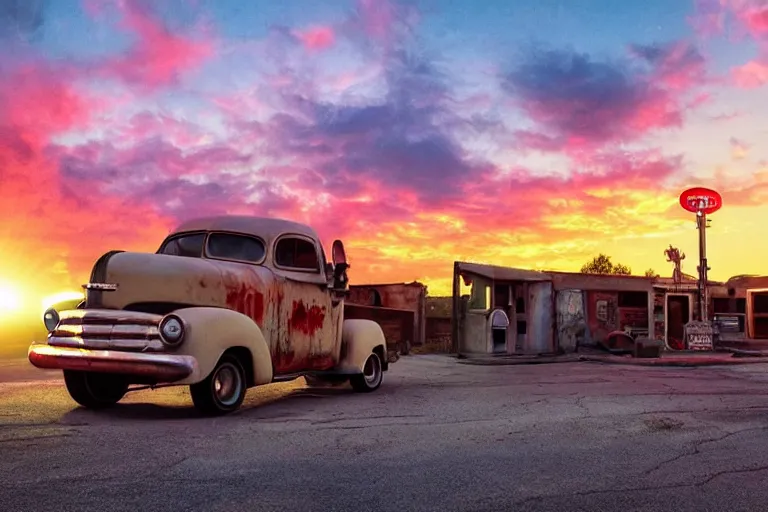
[207,233,265,263]
[158,233,206,258]
[158,232,266,263]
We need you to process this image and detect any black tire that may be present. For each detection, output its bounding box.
[190,354,247,416]
[63,370,129,409]
[350,352,383,393]
[304,374,349,387]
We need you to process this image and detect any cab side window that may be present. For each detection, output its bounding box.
[158,233,206,258]
[275,237,320,271]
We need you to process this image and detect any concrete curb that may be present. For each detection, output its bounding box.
[577,354,768,367]
[457,355,581,366]
[453,353,768,367]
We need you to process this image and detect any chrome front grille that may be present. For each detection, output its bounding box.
[48,309,166,353]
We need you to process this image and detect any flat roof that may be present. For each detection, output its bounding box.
[456,261,551,282]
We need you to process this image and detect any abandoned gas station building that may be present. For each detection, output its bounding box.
[450,261,768,355]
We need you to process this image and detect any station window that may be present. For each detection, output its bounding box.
[617,291,647,308]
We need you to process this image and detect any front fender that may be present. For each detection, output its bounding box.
[335,319,387,374]
[170,307,273,386]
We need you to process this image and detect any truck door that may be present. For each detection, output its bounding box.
[273,234,337,374]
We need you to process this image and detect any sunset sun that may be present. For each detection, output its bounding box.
[0,284,21,313]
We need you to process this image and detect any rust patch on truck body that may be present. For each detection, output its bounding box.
[217,267,336,375]
[290,300,326,335]
[225,283,265,325]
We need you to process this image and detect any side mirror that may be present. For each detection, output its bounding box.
[332,239,347,266]
[330,239,349,290]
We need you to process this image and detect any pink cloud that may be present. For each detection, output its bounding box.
[0,65,172,291]
[293,26,336,51]
[698,0,768,87]
[733,59,768,87]
[689,0,726,37]
[630,41,708,91]
[92,0,214,88]
[739,2,768,36]
[356,0,397,39]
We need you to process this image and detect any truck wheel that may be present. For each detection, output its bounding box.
[63,370,129,409]
[190,355,246,415]
[350,352,383,393]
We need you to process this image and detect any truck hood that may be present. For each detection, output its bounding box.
[90,252,274,320]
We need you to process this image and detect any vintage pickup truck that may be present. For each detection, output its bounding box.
[28,216,393,415]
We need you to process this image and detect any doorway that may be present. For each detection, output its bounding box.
[490,309,510,353]
[666,294,691,350]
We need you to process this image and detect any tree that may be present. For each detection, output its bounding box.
[612,263,631,275]
[580,253,632,275]
[644,268,659,278]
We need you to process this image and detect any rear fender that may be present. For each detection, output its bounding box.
[170,307,273,386]
[335,319,388,374]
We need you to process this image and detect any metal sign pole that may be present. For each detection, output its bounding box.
[696,209,708,322]
[679,187,720,351]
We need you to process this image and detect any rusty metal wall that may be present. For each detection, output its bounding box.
[586,291,619,343]
[585,290,650,344]
[343,304,414,352]
[426,317,451,341]
[347,283,427,345]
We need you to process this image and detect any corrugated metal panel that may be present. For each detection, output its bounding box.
[344,304,413,352]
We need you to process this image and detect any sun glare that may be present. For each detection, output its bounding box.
[41,291,85,312]
[0,284,21,313]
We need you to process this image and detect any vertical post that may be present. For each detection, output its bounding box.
[697,210,708,322]
[451,261,460,354]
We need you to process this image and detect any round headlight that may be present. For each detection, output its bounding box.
[159,314,185,348]
[43,308,60,332]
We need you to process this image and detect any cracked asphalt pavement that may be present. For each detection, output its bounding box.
[3,355,768,511]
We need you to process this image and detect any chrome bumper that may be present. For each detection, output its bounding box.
[28,344,197,382]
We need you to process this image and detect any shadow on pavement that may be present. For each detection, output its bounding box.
[57,380,355,423]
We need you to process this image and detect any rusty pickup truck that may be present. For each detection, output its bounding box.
[29,216,393,415]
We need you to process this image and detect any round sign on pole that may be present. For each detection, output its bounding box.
[679,187,722,215]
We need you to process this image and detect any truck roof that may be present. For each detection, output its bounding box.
[170,215,321,244]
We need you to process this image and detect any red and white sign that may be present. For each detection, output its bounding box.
[679,187,722,215]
